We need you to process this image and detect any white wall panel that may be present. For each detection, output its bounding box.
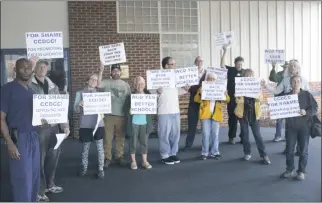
[1,1,69,48]
[199,1,211,68]
[206,1,321,82]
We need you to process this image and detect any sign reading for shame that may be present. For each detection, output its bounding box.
[235,77,261,98]
[32,94,69,126]
[26,32,64,59]
[267,95,301,119]
[131,94,157,114]
[99,43,126,66]
[82,92,112,115]
[206,67,228,82]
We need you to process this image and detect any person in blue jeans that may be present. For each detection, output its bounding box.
[0,58,47,202]
[193,73,230,160]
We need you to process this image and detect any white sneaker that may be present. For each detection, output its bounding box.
[37,194,49,202]
[244,154,251,161]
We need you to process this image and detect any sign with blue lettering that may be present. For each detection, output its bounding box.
[174,67,199,87]
[264,49,285,64]
[267,95,301,119]
[26,32,64,59]
[82,92,112,115]
[146,69,176,90]
[32,94,69,126]
[131,94,157,114]
[235,77,261,98]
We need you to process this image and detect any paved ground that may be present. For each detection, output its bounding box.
[1,127,321,202]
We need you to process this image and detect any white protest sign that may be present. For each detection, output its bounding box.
[26,32,64,59]
[267,95,301,119]
[206,67,228,82]
[201,81,226,101]
[174,67,199,87]
[131,94,157,114]
[32,94,69,126]
[82,92,112,115]
[235,77,261,98]
[214,31,235,48]
[146,69,176,90]
[99,43,126,66]
[264,49,285,64]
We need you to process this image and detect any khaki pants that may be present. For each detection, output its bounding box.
[103,115,125,160]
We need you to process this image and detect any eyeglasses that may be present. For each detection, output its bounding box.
[167,63,175,66]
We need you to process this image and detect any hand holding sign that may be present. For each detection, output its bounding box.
[300,109,306,116]
[183,84,190,92]
[63,128,70,139]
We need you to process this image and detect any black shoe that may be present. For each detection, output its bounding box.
[78,167,87,177]
[214,154,223,160]
[115,157,127,166]
[104,159,111,168]
[200,155,207,160]
[228,138,235,145]
[169,155,180,163]
[162,157,175,165]
[97,170,104,179]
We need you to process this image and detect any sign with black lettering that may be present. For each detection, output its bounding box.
[131,94,157,114]
[99,43,126,66]
[146,69,176,90]
[201,81,226,101]
[206,67,228,82]
[32,94,69,126]
[235,77,261,98]
[174,67,199,87]
[267,95,301,119]
[264,49,285,64]
[214,31,235,48]
[26,32,64,59]
[82,92,112,115]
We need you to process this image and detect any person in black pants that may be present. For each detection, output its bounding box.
[220,44,244,144]
[182,56,207,151]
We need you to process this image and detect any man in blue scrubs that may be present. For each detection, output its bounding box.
[0,58,42,202]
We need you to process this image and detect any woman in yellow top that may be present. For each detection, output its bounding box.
[194,73,230,160]
[234,69,271,164]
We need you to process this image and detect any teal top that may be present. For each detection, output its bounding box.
[132,114,147,125]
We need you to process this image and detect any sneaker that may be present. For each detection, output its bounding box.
[37,194,49,202]
[244,154,251,161]
[213,154,223,160]
[273,137,282,142]
[296,172,305,180]
[131,162,138,170]
[142,162,152,169]
[280,170,295,179]
[78,166,87,177]
[228,138,235,145]
[115,157,127,166]
[200,155,207,160]
[104,159,111,168]
[97,170,104,179]
[162,157,175,165]
[170,155,180,163]
[262,156,271,165]
[47,185,63,193]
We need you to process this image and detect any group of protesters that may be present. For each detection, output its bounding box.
[0,42,319,202]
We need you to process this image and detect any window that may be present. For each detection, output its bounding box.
[117,1,199,67]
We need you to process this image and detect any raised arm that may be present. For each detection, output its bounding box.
[97,63,104,88]
[73,91,82,114]
[220,45,228,68]
[268,63,278,82]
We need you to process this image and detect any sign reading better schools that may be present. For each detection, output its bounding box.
[83,92,112,115]
[32,94,69,126]
[131,94,157,114]
[26,32,64,59]
[99,43,126,66]
[174,67,199,87]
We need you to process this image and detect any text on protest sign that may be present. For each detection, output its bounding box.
[82,92,112,115]
[267,95,301,120]
[26,32,64,59]
[146,69,176,90]
[206,67,228,82]
[201,81,226,101]
[235,77,261,98]
[214,31,235,48]
[175,67,199,87]
[264,49,285,64]
[32,94,69,126]
[99,43,126,66]
[131,94,157,114]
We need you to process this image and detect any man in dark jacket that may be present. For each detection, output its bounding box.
[280,75,317,181]
[182,56,207,151]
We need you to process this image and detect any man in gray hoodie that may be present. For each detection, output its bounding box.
[30,60,70,202]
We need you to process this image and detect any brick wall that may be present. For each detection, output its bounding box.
[68,1,321,137]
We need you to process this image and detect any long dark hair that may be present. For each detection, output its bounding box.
[48,59,66,91]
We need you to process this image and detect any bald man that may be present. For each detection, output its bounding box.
[182,56,207,151]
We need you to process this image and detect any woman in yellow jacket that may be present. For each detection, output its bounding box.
[234,69,271,164]
[194,73,230,160]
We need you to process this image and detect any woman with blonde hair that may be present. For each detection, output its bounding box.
[73,73,105,179]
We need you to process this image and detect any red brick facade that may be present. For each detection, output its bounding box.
[68,1,321,137]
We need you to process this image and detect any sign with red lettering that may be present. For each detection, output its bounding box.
[26,32,64,59]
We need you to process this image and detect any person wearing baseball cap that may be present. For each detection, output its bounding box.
[268,61,288,142]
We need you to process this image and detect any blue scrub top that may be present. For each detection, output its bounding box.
[0,81,37,133]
